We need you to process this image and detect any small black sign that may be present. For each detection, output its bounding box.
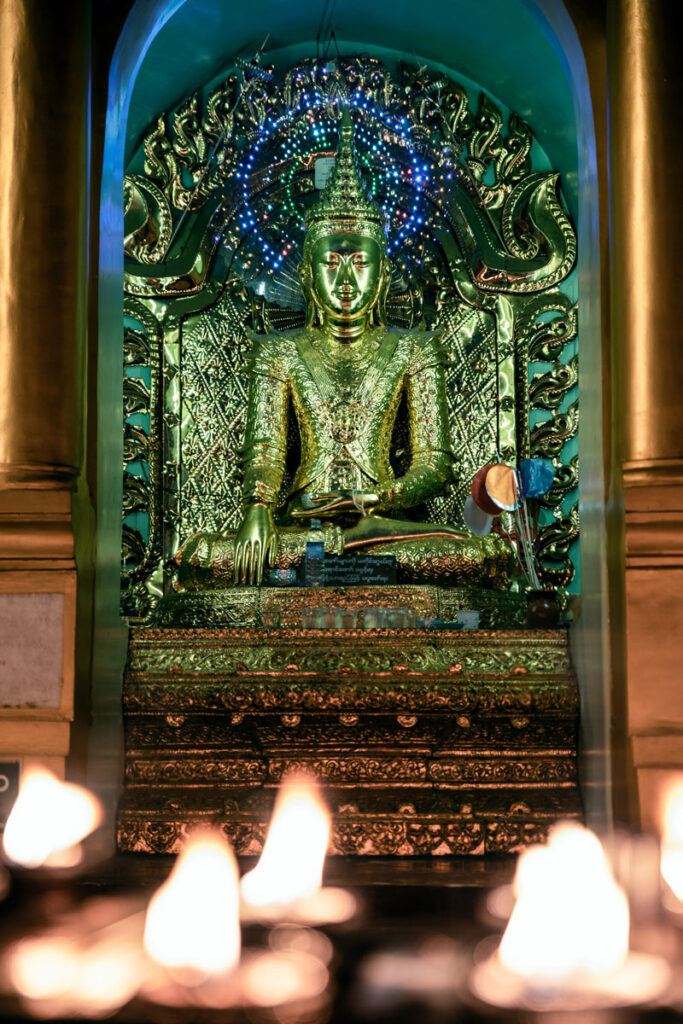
[321,555,396,586]
[0,762,19,827]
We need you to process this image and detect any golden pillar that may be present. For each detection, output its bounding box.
[608,0,683,825]
[0,0,89,780]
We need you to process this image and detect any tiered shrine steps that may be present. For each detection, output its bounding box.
[118,613,580,856]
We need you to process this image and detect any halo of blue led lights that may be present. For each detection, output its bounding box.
[229,90,432,295]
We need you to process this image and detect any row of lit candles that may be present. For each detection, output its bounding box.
[0,771,353,1019]
[3,768,683,1018]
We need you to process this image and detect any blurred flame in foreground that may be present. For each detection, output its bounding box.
[357,936,467,1013]
[471,822,671,1010]
[144,830,240,979]
[240,948,329,1008]
[2,768,102,869]
[499,822,629,982]
[8,937,81,1001]
[660,776,683,901]
[241,775,330,909]
[7,900,146,1018]
[2,780,335,1016]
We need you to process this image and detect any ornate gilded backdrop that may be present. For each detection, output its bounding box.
[121,57,578,620]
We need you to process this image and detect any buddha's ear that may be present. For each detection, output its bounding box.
[375,257,391,327]
[298,261,318,328]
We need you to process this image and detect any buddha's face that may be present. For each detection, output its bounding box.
[309,233,383,320]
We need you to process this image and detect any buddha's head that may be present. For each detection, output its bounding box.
[300,108,390,333]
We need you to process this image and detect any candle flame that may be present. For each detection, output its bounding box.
[240,950,329,1007]
[498,822,630,983]
[241,775,330,910]
[660,775,683,900]
[8,937,81,1000]
[2,768,102,869]
[70,939,144,1015]
[143,829,240,979]
[8,933,143,1017]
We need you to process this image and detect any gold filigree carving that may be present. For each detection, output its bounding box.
[118,625,580,856]
[120,56,579,617]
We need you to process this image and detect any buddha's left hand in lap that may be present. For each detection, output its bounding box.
[292,490,380,518]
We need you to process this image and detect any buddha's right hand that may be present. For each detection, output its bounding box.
[233,504,279,585]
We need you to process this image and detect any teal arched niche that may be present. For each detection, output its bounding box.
[94,0,608,828]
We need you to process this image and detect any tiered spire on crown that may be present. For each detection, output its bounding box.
[304,107,389,251]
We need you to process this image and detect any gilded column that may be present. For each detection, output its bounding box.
[0,0,89,784]
[0,0,88,488]
[608,0,683,825]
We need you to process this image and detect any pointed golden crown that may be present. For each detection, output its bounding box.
[304,107,389,251]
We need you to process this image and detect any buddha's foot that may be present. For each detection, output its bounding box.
[339,514,510,588]
[366,533,512,589]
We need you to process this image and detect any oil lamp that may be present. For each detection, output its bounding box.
[660,776,683,908]
[143,829,241,979]
[2,767,102,871]
[140,826,330,1012]
[0,776,334,1021]
[470,822,671,1011]
[240,774,357,924]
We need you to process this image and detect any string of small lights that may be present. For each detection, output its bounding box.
[220,78,444,306]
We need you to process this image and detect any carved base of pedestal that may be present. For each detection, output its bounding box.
[118,785,581,857]
[117,606,580,856]
[149,583,527,630]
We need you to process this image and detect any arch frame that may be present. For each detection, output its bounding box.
[91,0,609,829]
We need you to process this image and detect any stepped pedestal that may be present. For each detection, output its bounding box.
[118,588,580,856]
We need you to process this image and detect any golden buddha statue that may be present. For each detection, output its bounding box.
[177,109,510,588]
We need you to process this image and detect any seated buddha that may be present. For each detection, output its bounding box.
[177,108,510,589]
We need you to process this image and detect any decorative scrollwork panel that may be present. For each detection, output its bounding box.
[121,56,579,617]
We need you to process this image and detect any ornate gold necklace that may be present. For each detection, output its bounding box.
[312,331,380,373]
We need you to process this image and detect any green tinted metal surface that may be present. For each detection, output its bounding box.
[121,56,578,618]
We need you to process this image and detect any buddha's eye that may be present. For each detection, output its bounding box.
[352,255,368,267]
